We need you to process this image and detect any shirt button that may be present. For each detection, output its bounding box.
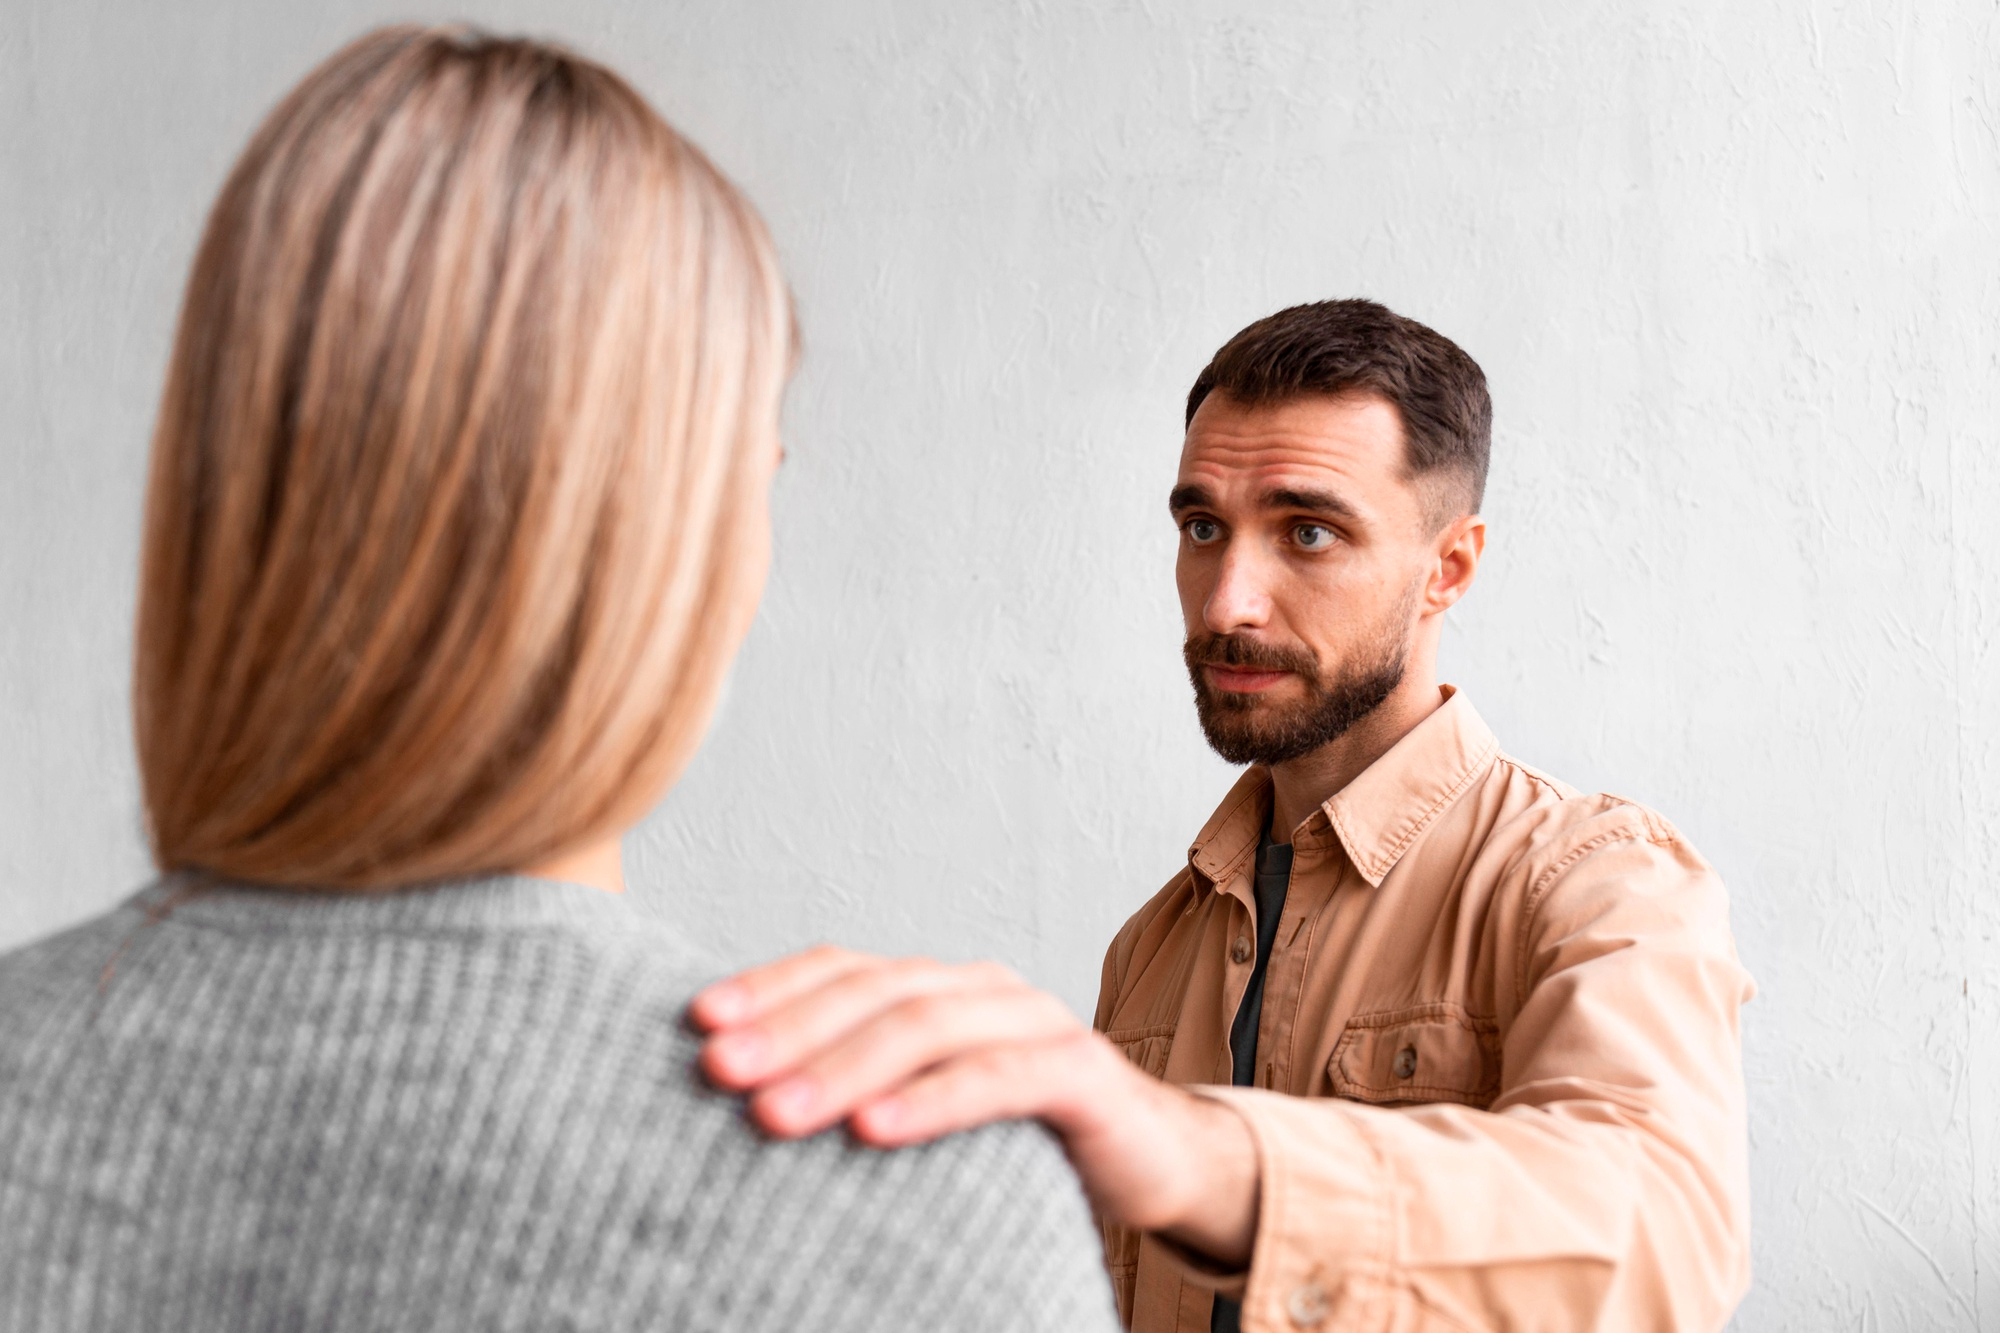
[1231,936,1252,964]
[1285,1280,1330,1327]
[1393,1045,1418,1079]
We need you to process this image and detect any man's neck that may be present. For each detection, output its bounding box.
[1266,675,1446,839]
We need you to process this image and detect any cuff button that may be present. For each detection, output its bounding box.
[1392,1044,1418,1079]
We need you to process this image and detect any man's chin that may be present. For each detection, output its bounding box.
[1194,708,1307,767]
[1188,645,1409,768]
[1198,732,1290,767]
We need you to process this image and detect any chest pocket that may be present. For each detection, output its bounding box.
[1103,1022,1176,1079]
[1328,1002,1501,1108]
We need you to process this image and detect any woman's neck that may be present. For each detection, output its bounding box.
[525,836,627,895]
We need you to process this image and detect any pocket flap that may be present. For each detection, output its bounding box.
[1329,1003,1499,1107]
[1103,1023,1176,1079]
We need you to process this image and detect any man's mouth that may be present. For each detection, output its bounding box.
[1203,664,1291,694]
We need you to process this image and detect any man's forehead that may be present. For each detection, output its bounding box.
[1177,392,1407,490]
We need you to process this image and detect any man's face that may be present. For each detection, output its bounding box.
[1172,391,1442,766]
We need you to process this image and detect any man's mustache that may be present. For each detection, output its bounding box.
[1183,632,1319,678]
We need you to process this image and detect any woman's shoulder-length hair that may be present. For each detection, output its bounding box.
[133,25,792,890]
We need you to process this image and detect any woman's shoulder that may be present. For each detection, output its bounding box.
[519,919,1119,1328]
[589,1079,1119,1331]
[348,891,1123,1329]
[0,881,1120,1330]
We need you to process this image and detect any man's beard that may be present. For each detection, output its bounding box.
[1183,596,1415,767]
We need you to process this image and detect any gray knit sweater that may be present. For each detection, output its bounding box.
[0,874,1120,1331]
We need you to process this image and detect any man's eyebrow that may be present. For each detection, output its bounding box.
[1264,487,1361,522]
[1168,484,1214,513]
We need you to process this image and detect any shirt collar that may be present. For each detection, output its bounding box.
[1186,766,1274,895]
[1322,687,1499,887]
[1184,687,1499,893]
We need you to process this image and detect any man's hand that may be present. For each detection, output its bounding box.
[689,945,1261,1268]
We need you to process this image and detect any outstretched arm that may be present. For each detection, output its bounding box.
[690,818,1752,1331]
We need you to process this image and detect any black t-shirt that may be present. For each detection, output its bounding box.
[1228,832,1294,1088]
[1213,832,1293,1333]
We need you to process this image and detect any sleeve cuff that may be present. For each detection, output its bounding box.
[1188,1085,1398,1330]
[1146,1231,1250,1299]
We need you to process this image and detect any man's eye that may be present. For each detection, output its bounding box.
[1186,519,1220,544]
[1294,524,1335,550]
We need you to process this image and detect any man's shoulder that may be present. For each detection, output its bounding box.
[1469,748,1718,912]
[1484,749,1696,854]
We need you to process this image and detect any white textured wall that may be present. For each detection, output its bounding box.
[4,2,1996,1326]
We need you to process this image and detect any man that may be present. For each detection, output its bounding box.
[693,299,1754,1331]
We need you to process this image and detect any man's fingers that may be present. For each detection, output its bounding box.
[702,955,993,1087]
[688,944,871,1030]
[745,987,1084,1138]
[845,1031,1106,1147]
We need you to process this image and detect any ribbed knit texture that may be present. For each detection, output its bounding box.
[0,874,1120,1331]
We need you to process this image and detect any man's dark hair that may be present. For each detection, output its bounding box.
[1185,298,1491,522]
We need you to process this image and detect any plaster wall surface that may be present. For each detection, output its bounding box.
[3,2,1996,1327]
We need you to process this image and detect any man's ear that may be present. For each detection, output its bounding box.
[1424,513,1486,613]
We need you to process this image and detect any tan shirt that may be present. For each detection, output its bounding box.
[1093,690,1753,1332]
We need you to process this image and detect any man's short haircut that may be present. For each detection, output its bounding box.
[1185,298,1492,524]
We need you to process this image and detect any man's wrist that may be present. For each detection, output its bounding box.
[1151,1086,1261,1269]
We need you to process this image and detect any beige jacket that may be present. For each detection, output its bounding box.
[1094,690,1753,1332]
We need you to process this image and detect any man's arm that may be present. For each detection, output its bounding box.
[1192,818,1753,1329]
[690,817,1751,1330]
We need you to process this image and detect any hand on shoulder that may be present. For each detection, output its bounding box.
[688,946,1260,1267]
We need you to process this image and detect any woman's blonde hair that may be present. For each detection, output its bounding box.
[133,26,792,889]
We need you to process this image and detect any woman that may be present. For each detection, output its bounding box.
[0,26,1116,1332]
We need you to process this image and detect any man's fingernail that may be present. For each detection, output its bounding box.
[712,1030,767,1075]
[766,1078,818,1124]
[698,983,748,1023]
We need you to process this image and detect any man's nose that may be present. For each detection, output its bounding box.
[1203,545,1273,634]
